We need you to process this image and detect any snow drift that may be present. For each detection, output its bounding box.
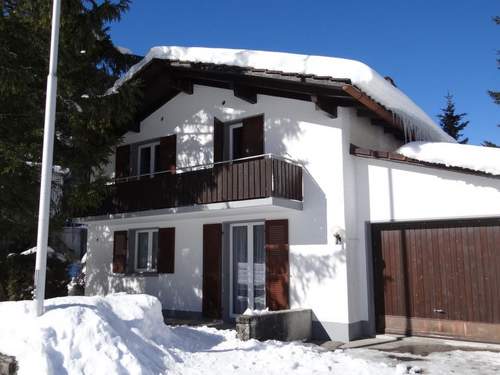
[1,294,499,374]
[2,294,397,375]
[110,46,454,143]
[397,141,500,176]
[0,294,175,374]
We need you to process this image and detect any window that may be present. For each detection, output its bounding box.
[214,115,263,163]
[229,222,266,316]
[138,142,161,177]
[135,229,158,272]
[228,123,243,160]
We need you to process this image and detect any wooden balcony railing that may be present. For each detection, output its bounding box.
[98,155,303,215]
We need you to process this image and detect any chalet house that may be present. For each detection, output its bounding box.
[80,47,500,342]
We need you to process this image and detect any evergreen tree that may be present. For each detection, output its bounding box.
[483,16,499,147]
[488,16,500,105]
[0,0,141,253]
[482,140,499,148]
[437,93,469,144]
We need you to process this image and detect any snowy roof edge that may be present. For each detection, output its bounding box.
[111,46,455,143]
[352,142,500,177]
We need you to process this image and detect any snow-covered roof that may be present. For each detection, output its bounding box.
[397,142,500,176]
[112,46,454,143]
[115,45,133,55]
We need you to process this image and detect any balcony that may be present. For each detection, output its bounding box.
[98,155,303,216]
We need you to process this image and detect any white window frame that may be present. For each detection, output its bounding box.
[138,142,160,177]
[229,221,265,317]
[228,123,243,161]
[134,229,158,272]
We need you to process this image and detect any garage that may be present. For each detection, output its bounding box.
[372,217,500,342]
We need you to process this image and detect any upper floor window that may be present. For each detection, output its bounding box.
[115,134,176,180]
[139,142,161,177]
[228,123,244,160]
[214,115,264,163]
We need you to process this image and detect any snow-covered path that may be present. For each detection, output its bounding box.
[0,294,498,375]
[165,325,500,375]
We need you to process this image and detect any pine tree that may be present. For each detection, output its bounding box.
[437,93,469,144]
[0,0,141,252]
[488,16,500,105]
[483,16,499,147]
[482,140,499,148]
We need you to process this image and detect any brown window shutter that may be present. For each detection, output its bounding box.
[265,219,289,310]
[202,223,222,318]
[113,231,128,273]
[115,145,131,178]
[242,115,264,158]
[213,118,224,163]
[159,134,177,173]
[158,227,175,273]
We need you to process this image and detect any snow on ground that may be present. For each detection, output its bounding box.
[242,307,269,316]
[110,46,454,143]
[397,141,500,176]
[0,294,499,375]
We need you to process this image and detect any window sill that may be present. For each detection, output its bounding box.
[132,271,158,277]
[112,271,159,277]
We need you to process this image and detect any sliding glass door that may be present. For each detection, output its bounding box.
[230,222,265,316]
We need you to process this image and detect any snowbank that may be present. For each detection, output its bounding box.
[397,141,500,176]
[0,294,171,375]
[1,294,499,374]
[110,46,454,143]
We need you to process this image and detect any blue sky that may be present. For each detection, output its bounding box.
[110,1,499,145]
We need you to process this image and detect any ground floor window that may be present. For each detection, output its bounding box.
[135,229,158,272]
[230,222,265,316]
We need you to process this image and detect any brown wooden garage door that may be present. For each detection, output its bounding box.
[372,217,500,342]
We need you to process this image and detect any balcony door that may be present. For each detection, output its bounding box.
[230,222,266,316]
[228,123,244,160]
[138,142,160,178]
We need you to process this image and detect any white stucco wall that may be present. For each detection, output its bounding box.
[347,108,403,152]
[85,206,349,320]
[89,85,359,330]
[339,107,404,325]
[107,85,402,174]
[87,83,445,340]
[357,160,500,221]
[348,157,500,326]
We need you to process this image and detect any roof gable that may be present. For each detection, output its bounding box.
[112,46,454,143]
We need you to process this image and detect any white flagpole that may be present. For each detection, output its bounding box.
[34,0,62,317]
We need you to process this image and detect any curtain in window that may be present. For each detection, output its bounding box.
[232,226,248,315]
[137,232,149,269]
[253,225,265,310]
[140,147,151,176]
[152,231,158,270]
[154,144,161,173]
